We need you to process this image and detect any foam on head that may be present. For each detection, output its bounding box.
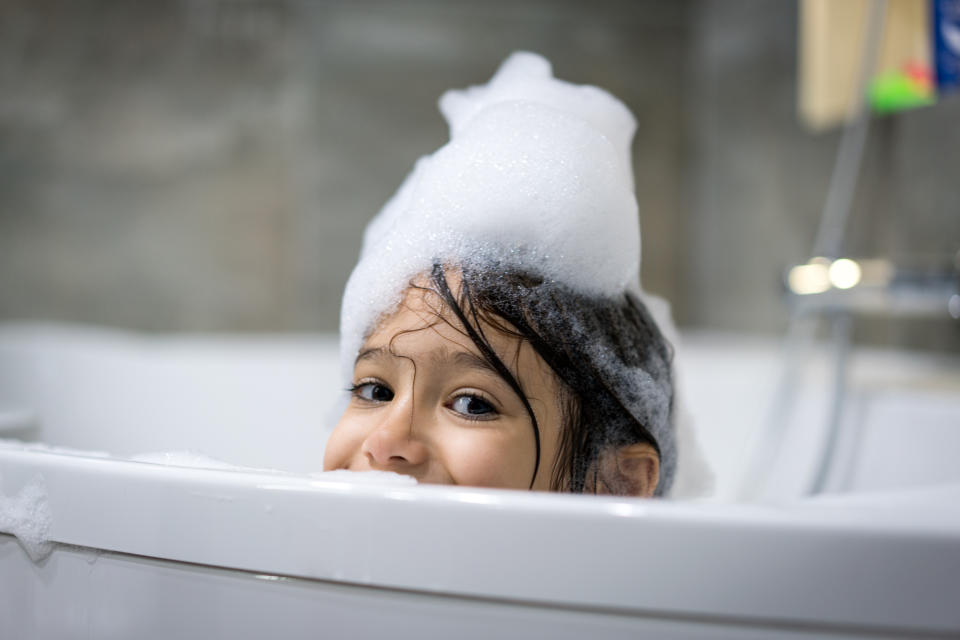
[340,51,642,379]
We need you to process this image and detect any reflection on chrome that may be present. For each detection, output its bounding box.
[828,258,861,289]
[787,259,831,295]
[784,256,958,319]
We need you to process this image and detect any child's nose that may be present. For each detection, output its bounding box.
[361,406,429,471]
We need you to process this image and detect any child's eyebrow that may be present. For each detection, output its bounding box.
[447,350,501,378]
[356,345,504,379]
[355,347,389,364]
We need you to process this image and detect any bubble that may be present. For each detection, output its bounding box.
[340,52,641,380]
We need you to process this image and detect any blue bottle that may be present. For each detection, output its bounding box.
[934,0,960,93]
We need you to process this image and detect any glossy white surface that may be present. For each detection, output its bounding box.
[2,324,960,637]
[2,445,960,637]
[4,537,921,640]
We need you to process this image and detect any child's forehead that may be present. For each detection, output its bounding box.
[362,280,520,363]
[383,269,465,323]
[375,281,455,329]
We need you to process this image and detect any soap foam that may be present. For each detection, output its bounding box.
[0,475,54,562]
[130,450,262,472]
[0,438,111,459]
[309,469,418,486]
[340,51,641,381]
[0,440,418,486]
[129,452,418,485]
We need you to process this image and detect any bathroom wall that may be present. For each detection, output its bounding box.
[1,0,957,349]
[687,1,960,350]
[0,0,688,332]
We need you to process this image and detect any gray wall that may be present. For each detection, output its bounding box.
[687,2,960,350]
[1,1,957,349]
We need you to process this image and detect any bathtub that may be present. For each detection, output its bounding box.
[2,323,959,638]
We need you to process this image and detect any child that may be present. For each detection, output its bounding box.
[323,52,694,497]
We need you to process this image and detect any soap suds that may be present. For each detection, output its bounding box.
[0,438,111,458]
[1,440,418,485]
[339,51,641,382]
[130,450,267,472]
[309,469,418,486]
[131,452,418,485]
[0,475,54,562]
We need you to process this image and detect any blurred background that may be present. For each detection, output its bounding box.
[1,0,958,351]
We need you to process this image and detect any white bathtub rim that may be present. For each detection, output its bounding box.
[2,446,960,634]
[3,443,959,533]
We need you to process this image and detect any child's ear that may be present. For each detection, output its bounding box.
[613,443,660,497]
[589,443,660,497]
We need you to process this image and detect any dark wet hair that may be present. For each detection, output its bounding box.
[427,262,676,496]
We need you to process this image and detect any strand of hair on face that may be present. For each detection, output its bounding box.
[430,262,542,489]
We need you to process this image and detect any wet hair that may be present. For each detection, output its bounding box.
[426,262,676,496]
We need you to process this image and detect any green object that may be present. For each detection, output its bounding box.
[869,72,936,113]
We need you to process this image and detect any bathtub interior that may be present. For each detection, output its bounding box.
[0,323,339,474]
[1,321,959,501]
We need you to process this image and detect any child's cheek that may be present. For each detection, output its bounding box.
[322,410,369,471]
[321,427,348,471]
[443,425,533,489]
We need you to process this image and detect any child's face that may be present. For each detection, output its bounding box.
[323,278,563,490]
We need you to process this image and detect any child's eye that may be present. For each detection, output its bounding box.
[449,394,497,419]
[351,382,394,403]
